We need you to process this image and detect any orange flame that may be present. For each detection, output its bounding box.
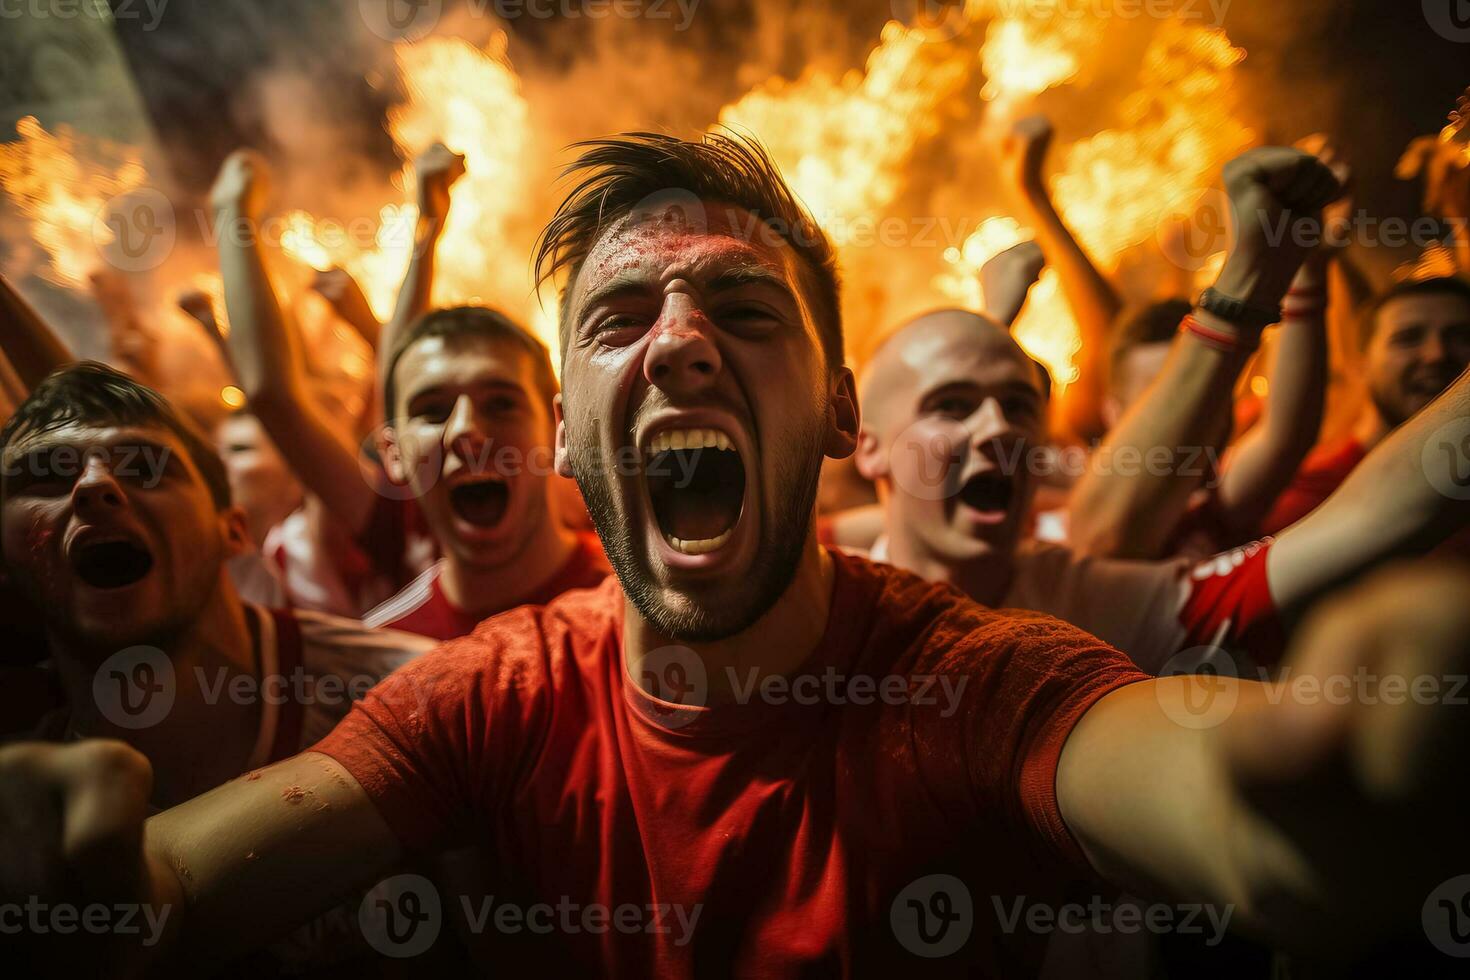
[0,117,148,288]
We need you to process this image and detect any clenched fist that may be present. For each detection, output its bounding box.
[1214,146,1343,309]
[413,142,467,229]
[209,149,272,220]
[1000,113,1054,196]
[0,740,159,971]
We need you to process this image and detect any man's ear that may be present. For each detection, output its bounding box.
[824,367,861,461]
[377,424,409,485]
[553,393,573,478]
[220,505,251,560]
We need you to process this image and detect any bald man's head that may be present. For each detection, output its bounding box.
[855,308,1048,566]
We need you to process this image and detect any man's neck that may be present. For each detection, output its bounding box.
[624,531,836,705]
[885,524,1015,608]
[441,522,580,618]
[53,579,261,808]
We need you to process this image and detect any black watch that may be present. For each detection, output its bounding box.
[1196,287,1281,331]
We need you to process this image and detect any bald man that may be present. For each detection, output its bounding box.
[856,308,1470,674]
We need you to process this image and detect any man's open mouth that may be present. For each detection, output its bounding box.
[958,471,1013,517]
[71,538,154,590]
[645,428,746,555]
[449,477,510,529]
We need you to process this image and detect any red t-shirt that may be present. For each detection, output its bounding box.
[314,550,1148,977]
[1259,436,1368,536]
[363,532,612,642]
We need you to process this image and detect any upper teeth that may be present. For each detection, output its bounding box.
[646,428,732,455]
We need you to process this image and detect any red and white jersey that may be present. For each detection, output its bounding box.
[868,536,1284,674]
[363,532,612,642]
[264,497,437,619]
[243,604,436,758]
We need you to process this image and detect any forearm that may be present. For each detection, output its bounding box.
[0,274,72,387]
[1018,180,1120,439]
[1215,263,1328,533]
[1267,363,1470,611]
[216,206,309,404]
[216,206,374,532]
[378,217,443,400]
[1068,319,1251,558]
[143,752,401,969]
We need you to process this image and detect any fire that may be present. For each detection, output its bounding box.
[940,21,1253,387]
[0,117,149,288]
[1052,23,1252,263]
[280,33,537,343]
[718,21,971,235]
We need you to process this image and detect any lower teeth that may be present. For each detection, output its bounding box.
[666,528,733,555]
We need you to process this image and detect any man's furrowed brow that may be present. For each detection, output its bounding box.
[576,271,653,321]
[705,263,798,299]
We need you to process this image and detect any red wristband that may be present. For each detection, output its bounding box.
[1181,313,1259,354]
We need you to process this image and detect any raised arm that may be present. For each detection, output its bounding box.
[1059,561,1470,959]
[0,742,399,975]
[0,272,72,389]
[1210,254,1330,537]
[378,142,465,404]
[312,266,382,351]
[1067,147,1343,559]
[210,150,376,534]
[1001,114,1122,441]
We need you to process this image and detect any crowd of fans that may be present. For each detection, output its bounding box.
[1,105,1468,977]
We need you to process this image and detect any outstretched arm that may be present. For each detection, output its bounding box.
[210,150,376,534]
[1001,114,1122,441]
[1266,354,1470,613]
[378,143,465,409]
[1061,562,1470,960]
[0,273,72,389]
[1068,147,1343,559]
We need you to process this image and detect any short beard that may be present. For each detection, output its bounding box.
[569,427,825,643]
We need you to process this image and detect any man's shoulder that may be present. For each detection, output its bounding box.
[288,607,437,670]
[832,549,1101,667]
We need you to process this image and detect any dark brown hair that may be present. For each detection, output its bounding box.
[533,131,844,368]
